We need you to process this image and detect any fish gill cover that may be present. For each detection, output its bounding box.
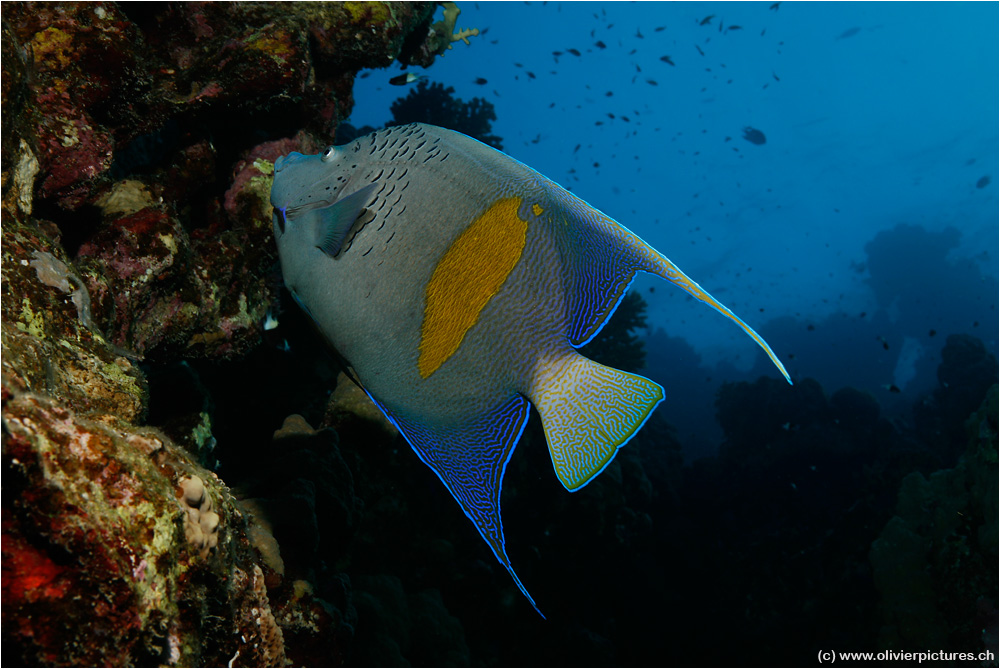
[1,2,997,666]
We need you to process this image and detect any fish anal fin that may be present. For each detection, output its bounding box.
[529,350,664,491]
[364,392,544,617]
[315,182,379,257]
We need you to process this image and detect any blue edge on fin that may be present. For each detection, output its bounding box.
[362,389,547,619]
[352,263,789,619]
[575,268,792,385]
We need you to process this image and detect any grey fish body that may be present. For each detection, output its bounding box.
[274,126,562,424]
[271,123,791,614]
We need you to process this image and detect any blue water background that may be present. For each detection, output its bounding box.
[352,1,998,457]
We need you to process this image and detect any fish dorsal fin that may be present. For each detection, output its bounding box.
[314,182,379,257]
[529,349,664,491]
[545,184,792,383]
[544,185,656,347]
[364,392,544,616]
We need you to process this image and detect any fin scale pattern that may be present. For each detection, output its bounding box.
[363,391,544,616]
[531,352,664,491]
[544,187,646,347]
[545,183,792,383]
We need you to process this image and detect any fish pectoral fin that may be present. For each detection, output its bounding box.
[529,351,664,492]
[364,392,544,617]
[314,182,379,257]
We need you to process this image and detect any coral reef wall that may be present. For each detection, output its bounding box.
[1,3,442,665]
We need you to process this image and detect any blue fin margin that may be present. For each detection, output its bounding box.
[363,391,546,618]
[544,185,792,384]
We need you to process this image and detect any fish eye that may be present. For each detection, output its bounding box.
[321,146,336,162]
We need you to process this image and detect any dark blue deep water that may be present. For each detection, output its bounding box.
[338,2,999,665]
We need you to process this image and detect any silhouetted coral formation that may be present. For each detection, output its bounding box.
[871,384,997,654]
[581,291,650,373]
[388,80,503,149]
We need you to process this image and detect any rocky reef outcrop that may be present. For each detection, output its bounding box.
[1,3,459,665]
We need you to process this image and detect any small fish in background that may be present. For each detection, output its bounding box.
[877,335,890,350]
[473,77,488,85]
[270,124,791,616]
[836,27,861,40]
[882,384,902,394]
[660,55,675,65]
[976,175,991,189]
[566,47,581,56]
[742,126,767,145]
[695,44,705,56]
[700,14,714,26]
[389,72,423,86]
[595,40,606,49]
[770,2,781,10]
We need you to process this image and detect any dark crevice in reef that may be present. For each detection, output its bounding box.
[33,199,104,258]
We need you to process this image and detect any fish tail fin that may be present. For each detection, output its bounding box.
[529,350,664,492]
[637,245,793,385]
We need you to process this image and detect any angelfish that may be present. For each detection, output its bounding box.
[270,124,791,615]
